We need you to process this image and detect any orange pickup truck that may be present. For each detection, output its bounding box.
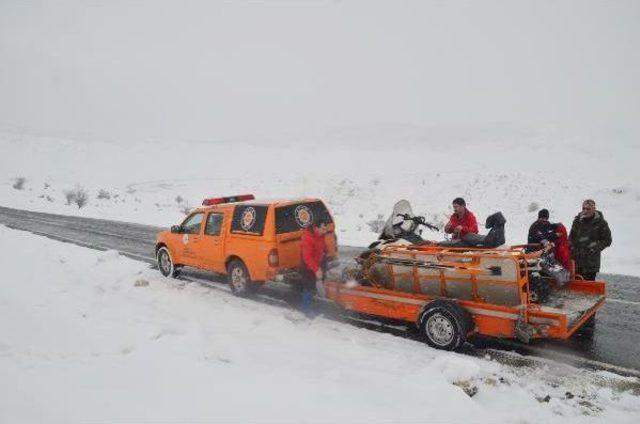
[155,194,338,295]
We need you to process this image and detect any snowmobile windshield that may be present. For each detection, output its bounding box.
[381,200,415,239]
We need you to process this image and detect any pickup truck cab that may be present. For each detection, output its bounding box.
[155,194,338,295]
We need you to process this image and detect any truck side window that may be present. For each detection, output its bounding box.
[205,213,224,236]
[182,213,204,234]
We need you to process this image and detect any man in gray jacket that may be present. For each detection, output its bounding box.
[569,199,612,281]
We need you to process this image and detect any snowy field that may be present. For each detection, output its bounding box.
[1,224,639,423]
[1,131,638,276]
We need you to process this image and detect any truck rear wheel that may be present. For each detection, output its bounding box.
[227,259,255,296]
[419,300,472,351]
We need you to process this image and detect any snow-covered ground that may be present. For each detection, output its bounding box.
[1,224,639,423]
[1,131,638,275]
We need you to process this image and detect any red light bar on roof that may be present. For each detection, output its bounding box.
[202,194,255,206]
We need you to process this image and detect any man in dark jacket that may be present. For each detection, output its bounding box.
[528,209,557,246]
[569,199,612,281]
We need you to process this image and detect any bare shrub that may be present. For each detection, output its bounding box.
[175,195,184,204]
[366,214,386,233]
[12,177,26,190]
[64,186,89,208]
[97,189,111,200]
[528,202,539,213]
[180,205,191,215]
[64,190,75,205]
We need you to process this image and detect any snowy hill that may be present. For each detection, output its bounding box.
[1,132,638,276]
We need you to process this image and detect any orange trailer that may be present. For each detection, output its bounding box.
[324,245,605,350]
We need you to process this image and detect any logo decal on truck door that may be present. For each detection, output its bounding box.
[182,234,189,245]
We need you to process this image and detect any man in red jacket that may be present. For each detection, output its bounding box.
[444,197,479,243]
[300,220,328,317]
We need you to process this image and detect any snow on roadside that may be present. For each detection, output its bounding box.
[0,225,639,423]
[1,132,638,276]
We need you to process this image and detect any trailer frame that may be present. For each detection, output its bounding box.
[324,244,605,348]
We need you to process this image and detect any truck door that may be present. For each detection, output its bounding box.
[178,212,204,266]
[201,211,226,272]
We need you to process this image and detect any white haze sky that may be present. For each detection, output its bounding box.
[0,0,639,144]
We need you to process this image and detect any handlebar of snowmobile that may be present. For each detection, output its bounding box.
[396,214,439,232]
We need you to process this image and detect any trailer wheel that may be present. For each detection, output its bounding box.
[574,314,596,340]
[227,259,255,296]
[529,275,550,304]
[157,247,182,278]
[419,300,473,351]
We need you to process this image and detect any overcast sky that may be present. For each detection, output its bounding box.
[0,0,638,144]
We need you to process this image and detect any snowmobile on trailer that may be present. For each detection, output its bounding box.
[324,244,605,351]
[361,200,506,254]
[352,200,558,303]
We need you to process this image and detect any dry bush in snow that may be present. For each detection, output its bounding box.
[64,186,89,208]
[96,189,111,200]
[97,189,111,200]
[12,177,26,190]
[366,214,386,233]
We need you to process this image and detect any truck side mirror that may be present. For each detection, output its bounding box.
[170,225,182,234]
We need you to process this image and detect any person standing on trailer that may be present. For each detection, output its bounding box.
[527,208,557,247]
[300,220,328,317]
[444,197,479,243]
[553,222,571,269]
[569,199,612,281]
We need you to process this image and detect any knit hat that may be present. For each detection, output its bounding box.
[538,209,549,219]
[452,197,466,207]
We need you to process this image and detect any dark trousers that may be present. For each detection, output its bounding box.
[576,267,597,281]
[579,271,597,281]
[300,268,316,315]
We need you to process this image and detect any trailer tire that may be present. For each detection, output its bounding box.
[227,259,255,296]
[157,247,182,278]
[419,300,473,351]
[574,314,596,340]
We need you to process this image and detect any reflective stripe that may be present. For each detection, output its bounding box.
[529,316,561,326]
[340,289,427,306]
[466,307,519,320]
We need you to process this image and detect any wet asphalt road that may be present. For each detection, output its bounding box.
[1,205,639,372]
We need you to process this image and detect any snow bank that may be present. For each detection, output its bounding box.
[0,225,638,423]
[1,132,637,275]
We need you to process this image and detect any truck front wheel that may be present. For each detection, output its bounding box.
[157,247,182,278]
